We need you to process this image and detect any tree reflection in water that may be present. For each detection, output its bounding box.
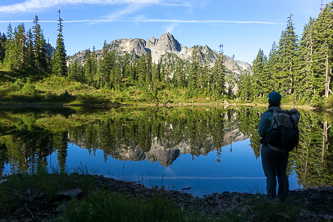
[0,107,332,190]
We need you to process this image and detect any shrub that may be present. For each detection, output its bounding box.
[21,83,37,95]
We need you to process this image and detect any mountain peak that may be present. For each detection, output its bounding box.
[157,32,181,52]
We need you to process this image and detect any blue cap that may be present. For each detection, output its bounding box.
[267,91,281,103]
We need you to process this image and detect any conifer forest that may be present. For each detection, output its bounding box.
[0,4,333,107]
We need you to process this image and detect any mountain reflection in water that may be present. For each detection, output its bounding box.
[1,107,332,196]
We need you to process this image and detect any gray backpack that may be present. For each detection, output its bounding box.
[266,108,300,151]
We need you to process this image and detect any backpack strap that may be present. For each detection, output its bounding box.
[269,109,278,128]
[287,110,296,129]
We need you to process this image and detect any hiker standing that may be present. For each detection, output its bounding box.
[258,92,289,201]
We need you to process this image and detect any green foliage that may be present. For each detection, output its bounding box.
[52,13,67,77]
[0,166,94,218]
[20,81,37,95]
[242,6,333,106]
[0,32,6,63]
[62,190,188,222]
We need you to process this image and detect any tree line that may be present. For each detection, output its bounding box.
[1,107,332,188]
[67,42,226,99]
[238,3,333,105]
[0,13,227,100]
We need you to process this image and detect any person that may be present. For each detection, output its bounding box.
[258,91,289,201]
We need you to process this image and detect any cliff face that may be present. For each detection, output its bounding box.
[69,32,251,76]
[72,125,249,167]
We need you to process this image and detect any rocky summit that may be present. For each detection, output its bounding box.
[69,32,251,77]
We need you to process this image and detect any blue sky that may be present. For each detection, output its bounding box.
[0,0,330,64]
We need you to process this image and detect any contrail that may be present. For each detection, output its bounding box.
[0,18,284,25]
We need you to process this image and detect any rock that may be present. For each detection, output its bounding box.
[181,187,191,191]
[29,194,38,202]
[320,186,333,193]
[60,188,82,198]
[324,214,333,220]
[13,208,24,215]
[310,193,324,200]
[277,212,292,220]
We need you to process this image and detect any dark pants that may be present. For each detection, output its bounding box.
[261,144,289,200]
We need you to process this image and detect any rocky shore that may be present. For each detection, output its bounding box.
[3,175,333,222]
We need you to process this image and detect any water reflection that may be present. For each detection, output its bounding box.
[0,107,332,196]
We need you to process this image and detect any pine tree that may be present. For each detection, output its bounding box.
[265,42,279,93]
[173,59,183,88]
[53,132,68,173]
[312,42,329,99]
[4,24,14,70]
[251,49,265,98]
[115,58,121,90]
[52,11,67,77]
[137,53,146,87]
[0,32,6,63]
[33,15,48,71]
[123,52,131,81]
[91,46,97,85]
[98,41,112,88]
[298,18,316,101]
[13,24,26,70]
[68,60,84,82]
[211,53,226,99]
[84,49,92,83]
[188,47,200,95]
[312,3,333,98]
[237,71,252,101]
[145,52,152,85]
[275,14,299,96]
[284,14,299,95]
[25,28,34,69]
[130,56,137,83]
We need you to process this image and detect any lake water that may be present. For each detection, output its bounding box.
[1,106,332,196]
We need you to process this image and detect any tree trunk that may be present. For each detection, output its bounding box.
[321,121,330,165]
[325,49,330,97]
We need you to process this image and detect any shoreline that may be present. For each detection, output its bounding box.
[1,173,333,221]
[0,102,332,111]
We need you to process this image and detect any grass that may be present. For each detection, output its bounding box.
[0,164,306,222]
[1,69,333,109]
[62,190,190,222]
[0,165,94,218]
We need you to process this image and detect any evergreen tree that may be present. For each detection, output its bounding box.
[276,14,299,95]
[312,3,333,98]
[68,60,84,82]
[211,53,226,99]
[0,32,6,63]
[115,58,121,90]
[173,59,183,88]
[267,41,279,93]
[84,49,93,83]
[137,53,146,87]
[53,132,68,173]
[237,71,251,101]
[123,52,131,81]
[13,24,26,70]
[145,52,152,85]
[98,41,112,88]
[298,18,316,101]
[188,47,200,95]
[130,56,137,83]
[33,15,48,71]
[25,28,34,69]
[52,11,67,76]
[312,42,329,100]
[91,46,98,85]
[251,49,265,98]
